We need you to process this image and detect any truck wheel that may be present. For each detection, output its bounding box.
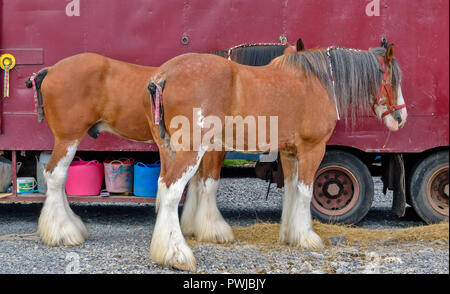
[311,150,374,224]
[409,151,449,224]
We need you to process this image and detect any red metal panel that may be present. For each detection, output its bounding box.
[0,0,448,153]
[0,48,43,65]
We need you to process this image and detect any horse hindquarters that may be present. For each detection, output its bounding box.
[36,66,92,246]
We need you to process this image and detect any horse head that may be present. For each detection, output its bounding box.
[372,44,408,131]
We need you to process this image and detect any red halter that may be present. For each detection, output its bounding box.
[372,59,406,118]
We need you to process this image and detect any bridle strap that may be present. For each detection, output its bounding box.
[372,59,406,118]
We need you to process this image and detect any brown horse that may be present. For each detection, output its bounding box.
[24,42,299,247]
[144,44,407,271]
[180,41,304,243]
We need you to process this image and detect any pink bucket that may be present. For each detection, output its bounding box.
[66,156,104,196]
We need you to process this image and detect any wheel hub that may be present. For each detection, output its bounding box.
[312,166,360,216]
[326,182,341,197]
[427,167,449,216]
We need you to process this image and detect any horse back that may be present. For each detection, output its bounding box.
[41,53,155,141]
[155,53,235,118]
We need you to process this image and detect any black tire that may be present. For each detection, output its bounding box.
[311,150,374,224]
[408,151,449,224]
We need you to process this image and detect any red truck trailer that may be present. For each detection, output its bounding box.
[0,0,448,224]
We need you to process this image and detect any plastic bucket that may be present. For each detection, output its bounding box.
[36,152,52,194]
[133,162,160,197]
[104,158,135,193]
[17,177,37,193]
[66,156,104,196]
[0,156,22,193]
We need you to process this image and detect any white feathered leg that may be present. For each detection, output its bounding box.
[38,142,87,246]
[279,176,297,244]
[150,149,206,272]
[194,178,233,243]
[180,174,200,238]
[284,181,323,249]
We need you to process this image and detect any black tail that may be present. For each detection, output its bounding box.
[147,78,166,139]
[25,69,48,123]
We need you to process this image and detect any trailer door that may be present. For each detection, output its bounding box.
[0,1,46,144]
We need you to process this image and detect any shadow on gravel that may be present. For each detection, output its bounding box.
[0,202,282,226]
[0,202,424,229]
[358,207,424,228]
[221,167,256,178]
[0,203,42,222]
[0,203,155,224]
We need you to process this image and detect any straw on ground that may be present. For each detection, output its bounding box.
[230,221,449,247]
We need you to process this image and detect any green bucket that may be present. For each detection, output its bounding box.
[17,177,37,193]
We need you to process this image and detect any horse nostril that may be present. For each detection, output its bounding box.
[393,112,402,124]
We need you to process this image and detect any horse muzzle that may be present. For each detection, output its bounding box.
[396,108,408,129]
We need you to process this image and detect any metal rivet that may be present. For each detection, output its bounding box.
[181,35,189,45]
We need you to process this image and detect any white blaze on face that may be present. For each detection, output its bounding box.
[397,85,408,128]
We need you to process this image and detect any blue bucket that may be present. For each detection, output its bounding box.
[133,161,161,197]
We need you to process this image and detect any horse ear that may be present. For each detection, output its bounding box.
[381,37,389,49]
[386,44,394,64]
[296,38,306,51]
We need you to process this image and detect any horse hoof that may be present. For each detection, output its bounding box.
[172,262,194,272]
[150,240,197,272]
[38,213,87,246]
[195,220,234,244]
[280,230,324,250]
[299,231,324,250]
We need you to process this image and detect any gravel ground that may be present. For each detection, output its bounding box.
[0,176,448,274]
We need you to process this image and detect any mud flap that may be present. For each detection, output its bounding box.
[255,153,284,199]
[382,154,406,217]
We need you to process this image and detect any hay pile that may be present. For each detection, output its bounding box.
[232,221,449,247]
